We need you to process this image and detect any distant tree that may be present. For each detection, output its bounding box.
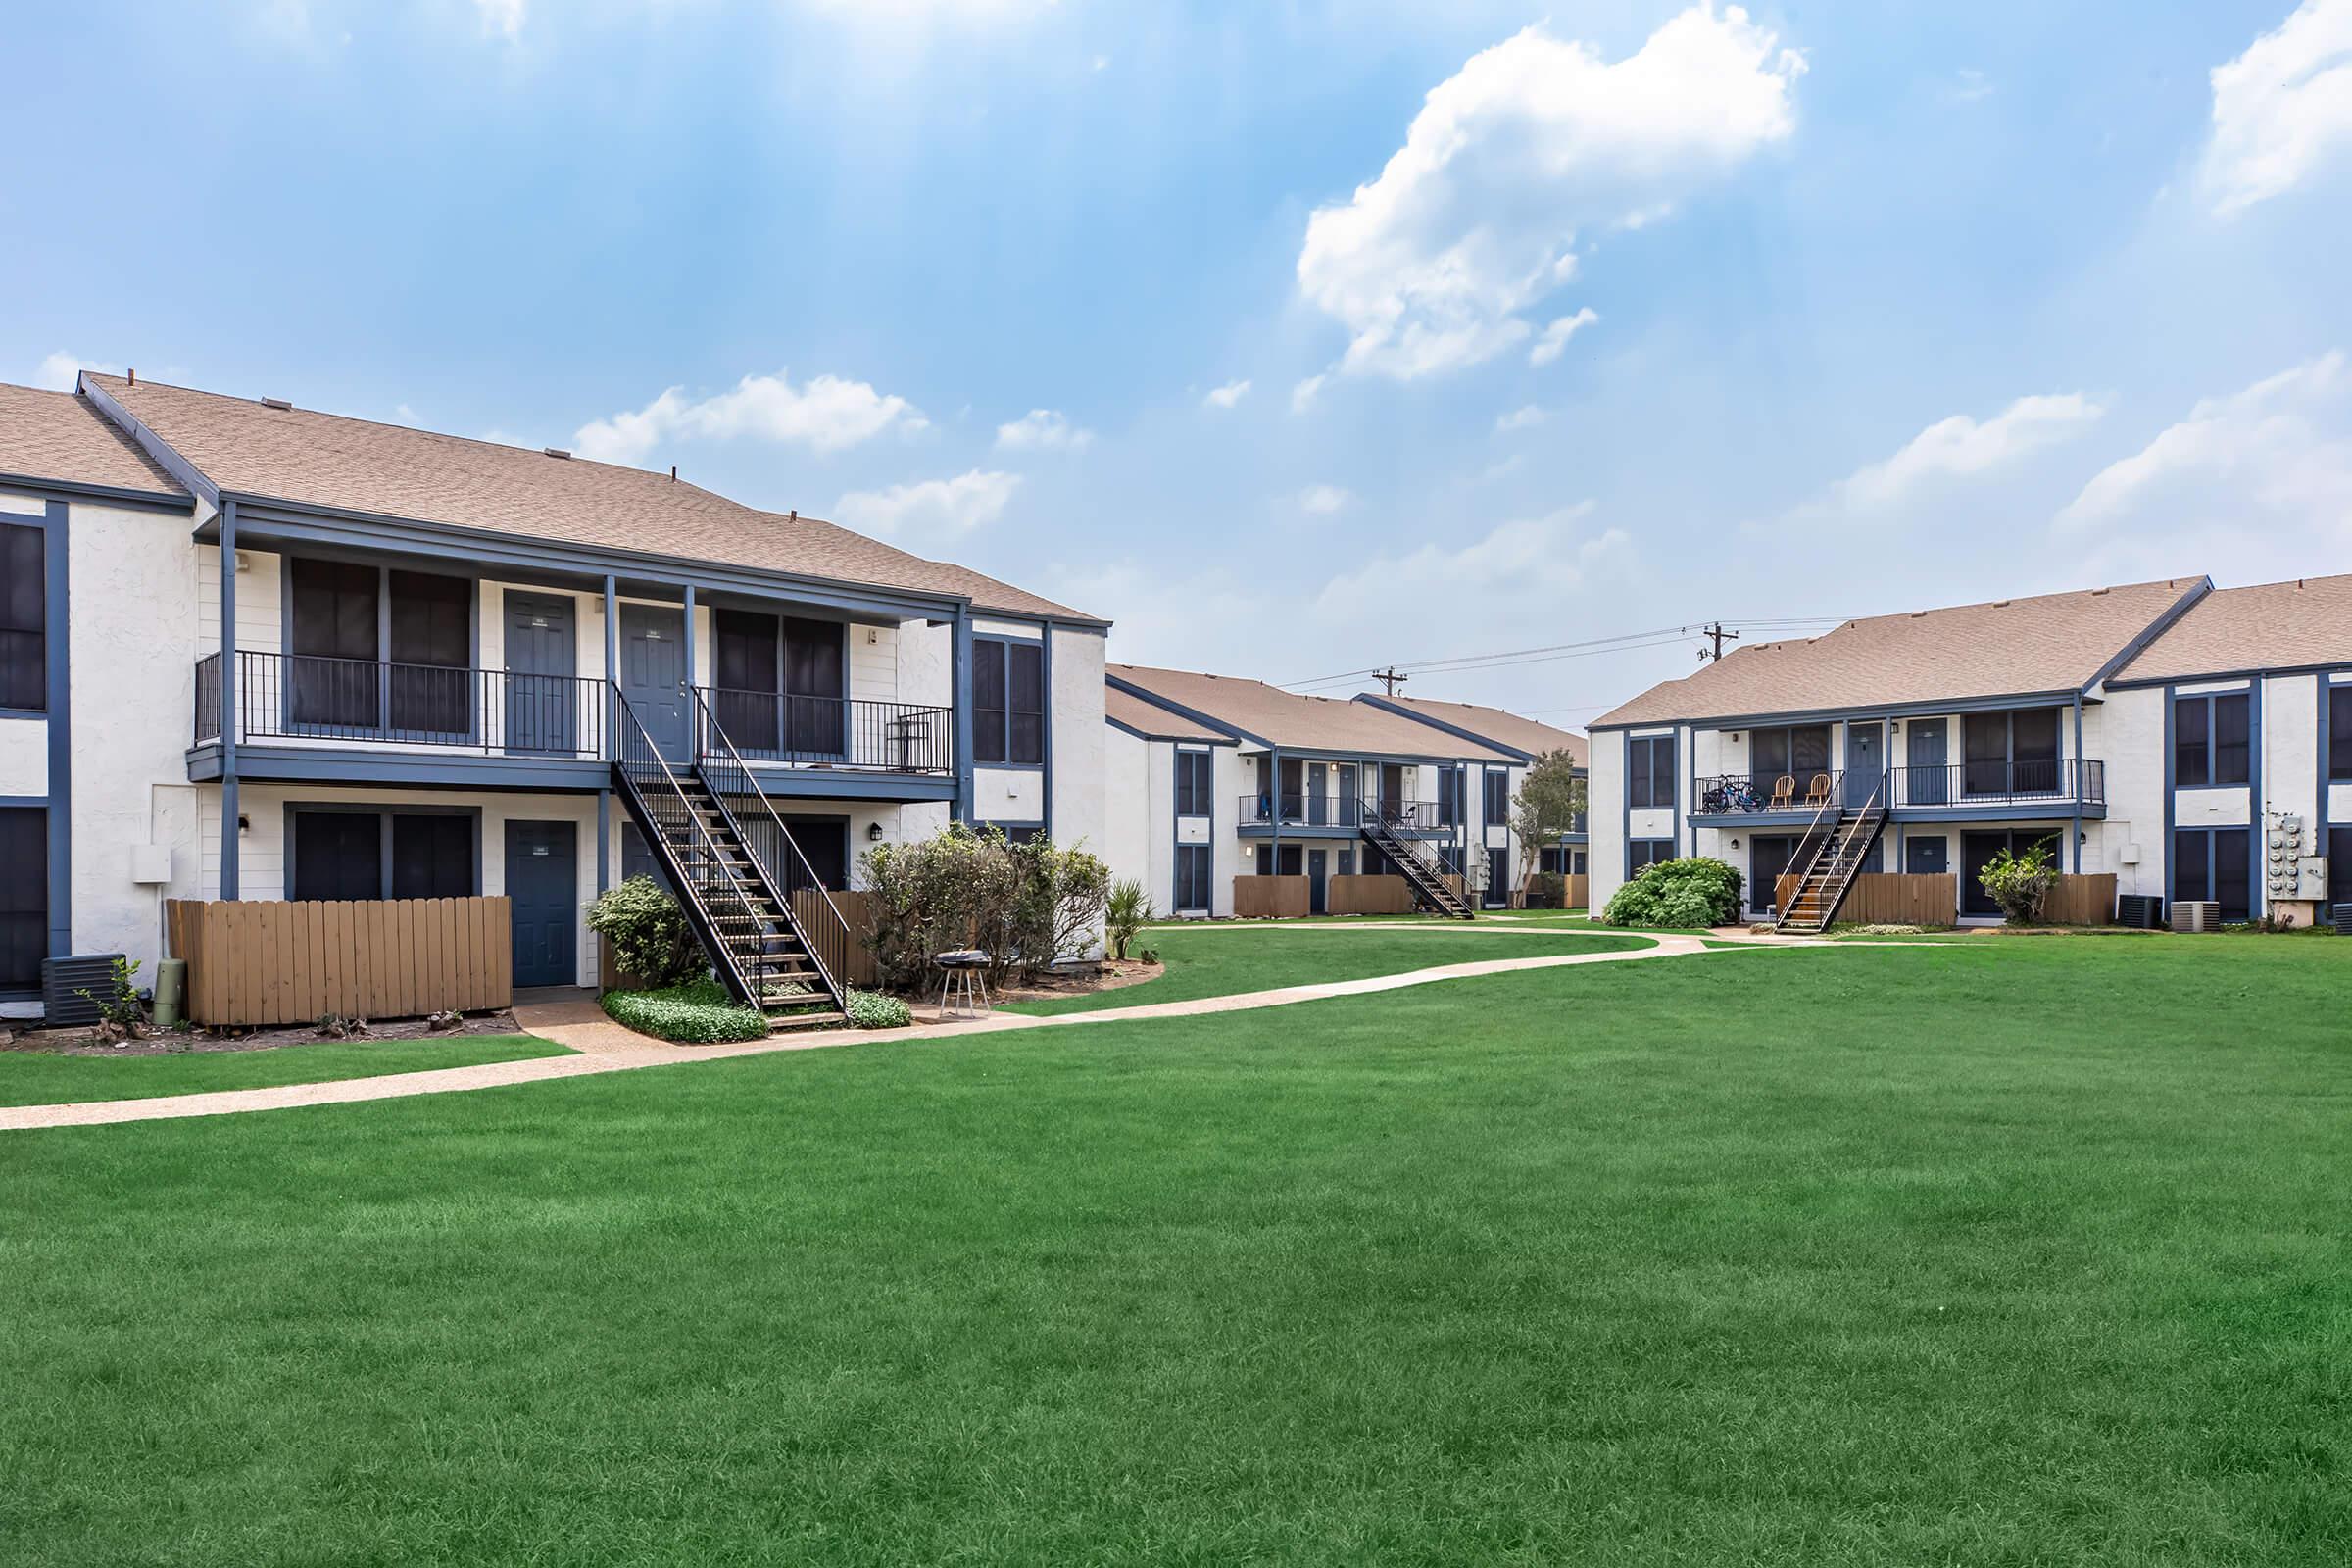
[1510,749,1589,906]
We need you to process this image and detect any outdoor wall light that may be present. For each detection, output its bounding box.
[867,822,885,842]
[1730,838,1740,850]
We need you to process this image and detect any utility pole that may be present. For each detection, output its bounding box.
[1697,622,1740,662]
[1371,665,1409,696]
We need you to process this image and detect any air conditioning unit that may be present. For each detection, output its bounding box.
[2332,902,2352,933]
[40,954,125,1028]
[2116,894,2163,930]
[2173,901,2222,934]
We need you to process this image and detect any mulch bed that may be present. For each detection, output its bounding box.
[988,960,1165,1004]
[0,1010,524,1057]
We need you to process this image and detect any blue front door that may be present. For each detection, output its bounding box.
[506,593,575,755]
[506,820,577,988]
[1845,721,1884,807]
[620,604,688,760]
[1906,718,1948,806]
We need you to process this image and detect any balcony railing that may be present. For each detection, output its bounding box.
[1238,794,1447,830]
[191,654,956,776]
[695,686,953,774]
[1691,760,2105,815]
[197,650,608,760]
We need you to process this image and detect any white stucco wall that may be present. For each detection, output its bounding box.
[1587,732,1626,906]
[0,716,41,796]
[1050,626,1107,857]
[1103,725,1157,896]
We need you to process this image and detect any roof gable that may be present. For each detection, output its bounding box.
[0,382,188,501]
[1109,664,1514,760]
[2113,573,2352,682]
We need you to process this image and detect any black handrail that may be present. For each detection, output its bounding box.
[695,685,954,774]
[1358,797,1471,917]
[1696,760,2106,814]
[206,649,606,759]
[612,690,780,1009]
[689,685,851,1005]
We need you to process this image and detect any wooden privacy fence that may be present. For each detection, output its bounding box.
[1775,873,1957,926]
[1766,870,2119,926]
[1329,874,1412,916]
[1518,873,1589,909]
[2042,874,2117,926]
[799,888,881,987]
[166,897,512,1026]
[1234,876,1311,919]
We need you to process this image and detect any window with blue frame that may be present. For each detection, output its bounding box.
[1174,749,1210,817]
[1628,735,1676,809]
[0,807,44,990]
[2174,827,2251,921]
[1437,767,1463,827]
[0,521,44,711]
[1174,845,1211,911]
[973,638,1044,765]
[2174,691,2250,787]
[1482,768,1510,825]
[2330,685,2351,782]
[1628,837,1674,872]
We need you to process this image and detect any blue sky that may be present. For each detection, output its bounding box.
[5,1,2348,725]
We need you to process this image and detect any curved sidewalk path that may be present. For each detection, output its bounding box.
[0,929,1849,1132]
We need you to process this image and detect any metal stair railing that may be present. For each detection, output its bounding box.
[689,684,850,1009]
[1779,774,1887,931]
[1359,795,1472,918]
[611,688,781,1009]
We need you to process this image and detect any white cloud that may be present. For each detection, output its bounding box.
[1528,309,1599,367]
[34,351,121,391]
[2055,354,2352,574]
[1298,483,1353,514]
[832,469,1020,540]
[474,0,524,40]
[1944,68,1995,104]
[2203,0,2352,214]
[1831,393,2106,511]
[994,408,1093,452]
[1495,404,1547,432]
[1311,505,1631,628]
[573,370,924,465]
[1203,378,1252,410]
[1289,374,1327,414]
[1296,6,1802,379]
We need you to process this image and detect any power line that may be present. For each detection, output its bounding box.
[1281,615,1845,693]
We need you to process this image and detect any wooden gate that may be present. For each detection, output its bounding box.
[166,897,513,1026]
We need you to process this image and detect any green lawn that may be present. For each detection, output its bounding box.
[7,937,2349,1564]
[1007,923,1652,1014]
[0,1034,569,1107]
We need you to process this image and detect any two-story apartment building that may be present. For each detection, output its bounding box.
[1353,693,1590,900]
[1102,664,1524,917]
[0,373,1106,1018]
[1589,572,2351,927]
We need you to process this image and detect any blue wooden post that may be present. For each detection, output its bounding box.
[953,609,975,824]
[599,574,618,894]
[219,500,240,901]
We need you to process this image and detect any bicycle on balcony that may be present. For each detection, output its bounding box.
[1699,774,1764,815]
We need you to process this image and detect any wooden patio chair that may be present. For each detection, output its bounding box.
[1804,772,1833,808]
[1768,774,1796,809]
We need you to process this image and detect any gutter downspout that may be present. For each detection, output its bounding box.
[599,574,617,897]
[2071,693,2084,875]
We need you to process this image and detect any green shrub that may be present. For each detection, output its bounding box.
[1979,839,2059,924]
[845,990,912,1030]
[601,974,767,1044]
[1602,857,1743,928]
[861,824,1112,989]
[1104,878,1153,959]
[586,876,704,989]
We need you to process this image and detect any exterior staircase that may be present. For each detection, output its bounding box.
[611,690,848,1031]
[1774,775,1888,935]
[1360,799,1475,919]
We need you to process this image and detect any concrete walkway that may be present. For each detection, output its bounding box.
[0,929,1846,1132]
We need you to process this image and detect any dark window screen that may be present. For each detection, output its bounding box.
[292,811,384,902]
[1007,642,1044,765]
[715,609,780,752]
[0,807,44,988]
[391,813,473,899]
[387,570,470,734]
[1175,751,1210,816]
[2332,687,2352,782]
[782,617,844,756]
[0,522,43,711]
[974,642,1006,764]
[2211,693,2250,786]
[288,559,381,727]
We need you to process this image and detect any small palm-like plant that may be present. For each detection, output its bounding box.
[1105,878,1154,960]
[1979,840,2060,924]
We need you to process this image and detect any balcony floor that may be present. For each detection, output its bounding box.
[188,742,958,802]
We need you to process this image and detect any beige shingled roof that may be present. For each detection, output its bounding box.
[1361,694,1588,766]
[1593,577,2206,727]
[2115,573,2352,682]
[81,374,1096,623]
[1110,664,1515,760]
[1106,685,1230,742]
[0,383,188,500]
